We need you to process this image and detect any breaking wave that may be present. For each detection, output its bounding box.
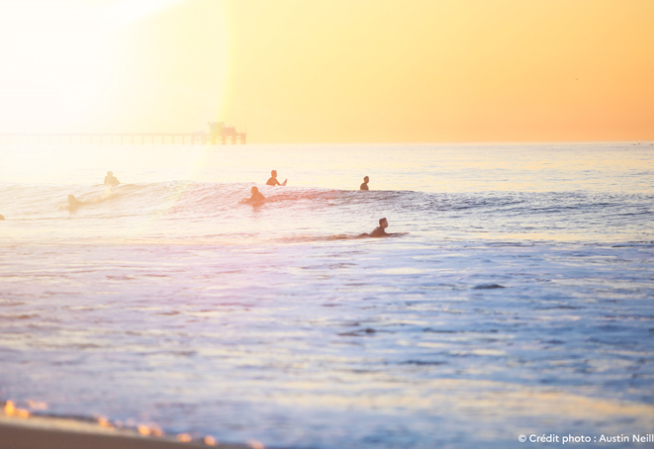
[0,181,651,245]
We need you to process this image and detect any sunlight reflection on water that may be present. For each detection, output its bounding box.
[0,142,653,448]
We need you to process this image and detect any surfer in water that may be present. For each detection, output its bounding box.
[104,171,119,187]
[67,195,83,208]
[243,186,265,204]
[370,217,389,237]
[266,170,287,186]
[360,176,370,191]
[359,218,405,238]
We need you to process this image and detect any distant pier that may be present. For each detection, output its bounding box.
[0,122,246,145]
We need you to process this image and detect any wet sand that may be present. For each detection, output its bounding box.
[0,415,250,449]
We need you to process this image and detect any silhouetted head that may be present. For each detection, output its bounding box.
[271,170,277,177]
[364,176,369,183]
[251,186,259,194]
[107,171,113,176]
[379,217,388,228]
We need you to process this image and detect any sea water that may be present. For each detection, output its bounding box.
[0,142,653,448]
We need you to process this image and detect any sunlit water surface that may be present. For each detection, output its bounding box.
[1,142,653,448]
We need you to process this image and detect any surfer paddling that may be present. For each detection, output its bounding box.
[67,195,83,208]
[104,171,119,187]
[370,217,389,237]
[266,170,287,186]
[359,218,406,238]
[243,186,265,205]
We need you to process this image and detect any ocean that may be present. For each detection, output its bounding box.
[1,142,653,448]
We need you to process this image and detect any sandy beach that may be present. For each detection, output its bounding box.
[0,414,251,449]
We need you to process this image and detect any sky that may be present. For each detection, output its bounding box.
[0,0,653,143]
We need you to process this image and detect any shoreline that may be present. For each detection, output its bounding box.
[0,413,253,449]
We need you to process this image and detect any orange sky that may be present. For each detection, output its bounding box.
[1,0,653,142]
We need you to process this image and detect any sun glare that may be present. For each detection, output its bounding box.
[97,0,187,26]
[0,0,188,133]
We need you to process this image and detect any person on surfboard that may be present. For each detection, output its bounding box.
[266,170,287,186]
[67,195,83,208]
[358,218,406,238]
[244,186,265,204]
[104,171,119,187]
[360,176,370,190]
[370,217,389,237]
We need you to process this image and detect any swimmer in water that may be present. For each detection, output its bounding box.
[266,170,287,186]
[104,171,119,187]
[244,186,265,204]
[68,195,83,207]
[0,214,4,220]
[360,176,369,191]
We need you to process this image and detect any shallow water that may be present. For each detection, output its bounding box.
[1,142,653,448]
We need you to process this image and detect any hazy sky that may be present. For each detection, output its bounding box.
[1,0,653,143]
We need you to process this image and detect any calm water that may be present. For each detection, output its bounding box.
[1,142,653,448]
